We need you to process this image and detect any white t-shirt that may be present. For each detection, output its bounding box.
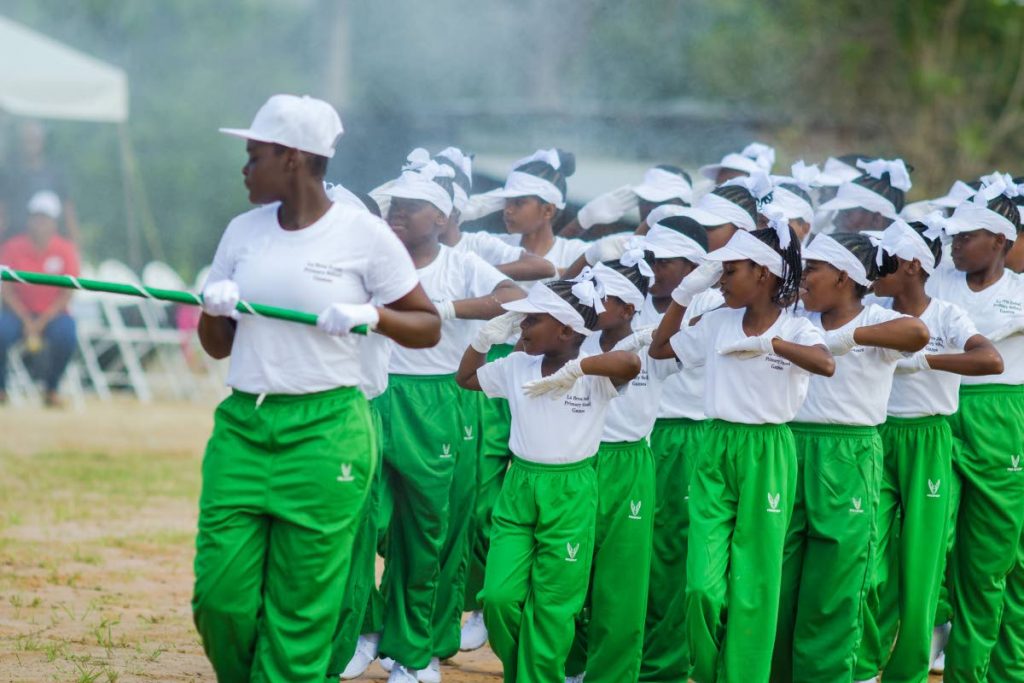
[581,332,678,442]
[389,245,507,375]
[795,305,905,425]
[926,268,1024,385]
[885,299,978,417]
[670,307,824,424]
[359,329,392,400]
[500,234,589,273]
[477,351,621,464]
[206,202,418,395]
[640,289,725,420]
[454,231,524,267]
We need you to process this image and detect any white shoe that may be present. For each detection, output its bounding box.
[387,664,418,683]
[340,633,380,680]
[380,656,395,673]
[565,674,586,683]
[931,650,946,674]
[854,678,878,683]
[930,621,950,674]
[417,657,442,683]
[460,610,488,651]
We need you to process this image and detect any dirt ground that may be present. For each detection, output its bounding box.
[0,400,941,682]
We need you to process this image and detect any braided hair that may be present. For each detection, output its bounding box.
[600,259,651,299]
[750,226,802,307]
[901,221,945,275]
[829,231,899,297]
[515,149,576,206]
[712,184,759,225]
[546,279,600,332]
[852,163,914,213]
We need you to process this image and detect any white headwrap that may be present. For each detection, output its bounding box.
[633,167,694,204]
[723,170,774,203]
[492,149,567,209]
[436,147,473,213]
[856,158,913,191]
[931,180,976,209]
[503,280,597,336]
[803,233,871,286]
[876,217,943,274]
[592,262,646,310]
[569,267,607,315]
[944,172,1021,242]
[618,237,655,278]
[643,224,708,264]
[761,205,793,249]
[706,229,784,278]
[698,141,776,180]
[379,158,457,217]
[818,181,900,220]
[818,156,863,187]
[682,190,758,231]
[644,204,688,228]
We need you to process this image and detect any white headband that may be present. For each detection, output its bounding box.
[706,229,784,277]
[818,181,899,219]
[723,170,774,202]
[857,158,913,191]
[380,160,456,217]
[618,237,655,278]
[690,192,757,231]
[931,180,976,209]
[698,142,776,180]
[503,281,596,336]
[818,157,863,186]
[803,233,870,286]
[644,204,687,228]
[766,186,814,225]
[436,146,473,182]
[644,225,707,263]
[494,171,565,209]
[592,262,646,310]
[877,217,942,274]
[945,202,1018,242]
[512,148,562,171]
[633,167,694,204]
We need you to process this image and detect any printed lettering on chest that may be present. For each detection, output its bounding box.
[563,391,594,415]
[765,353,793,372]
[994,298,1023,316]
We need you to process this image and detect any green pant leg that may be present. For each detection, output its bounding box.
[790,424,881,683]
[431,387,479,659]
[640,418,707,683]
[934,426,963,628]
[583,440,656,683]
[687,421,796,683]
[872,417,953,683]
[770,443,807,683]
[378,375,461,670]
[328,403,384,675]
[516,459,597,683]
[989,521,1024,683]
[249,388,375,683]
[193,393,274,683]
[945,387,1024,681]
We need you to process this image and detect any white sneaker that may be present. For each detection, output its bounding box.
[380,656,395,673]
[566,674,586,683]
[416,657,442,683]
[460,610,488,651]
[931,650,946,674]
[340,633,380,680]
[387,664,418,683]
[854,678,878,683]
[930,621,950,674]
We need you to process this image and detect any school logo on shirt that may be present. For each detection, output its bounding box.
[767,493,781,513]
[565,542,580,563]
[1009,455,1022,473]
[440,443,453,459]
[629,500,643,520]
[337,464,355,482]
[927,479,942,498]
[850,497,864,514]
[463,426,475,441]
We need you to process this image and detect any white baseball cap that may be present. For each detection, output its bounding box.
[220,94,343,158]
[27,190,62,219]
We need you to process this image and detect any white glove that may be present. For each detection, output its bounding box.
[201,280,240,319]
[671,262,722,307]
[522,358,585,398]
[435,300,457,321]
[988,317,1024,342]
[717,334,777,359]
[459,189,507,223]
[620,326,657,353]
[472,312,525,353]
[577,186,639,230]
[317,303,380,336]
[895,352,931,374]
[584,233,632,266]
[824,327,858,356]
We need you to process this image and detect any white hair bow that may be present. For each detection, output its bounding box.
[403,147,432,172]
[789,161,824,190]
[978,172,1022,202]
[761,205,792,250]
[723,170,774,202]
[919,210,948,241]
[570,267,607,314]
[856,158,913,192]
[741,142,776,171]
[436,147,473,180]
[619,237,654,278]
[512,148,561,171]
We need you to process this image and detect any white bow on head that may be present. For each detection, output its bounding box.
[619,236,654,278]
[741,142,776,171]
[977,172,1022,203]
[788,161,824,190]
[761,205,792,250]
[512,148,562,171]
[403,147,432,172]
[569,267,607,315]
[856,158,913,192]
[723,170,774,201]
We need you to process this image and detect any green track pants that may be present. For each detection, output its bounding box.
[192,387,374,683]
[685,420,796,683]
[943,385,1024,681]
[566,439,656,682]
[853,415,952,683]
[430,387,482,659]
[377,374,462,670]
[772,422,881,683]
[482,456,597,683]
[989,521,1024,682]
[640,418,709,683]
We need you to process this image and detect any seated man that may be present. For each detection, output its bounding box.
[0,191,79,406]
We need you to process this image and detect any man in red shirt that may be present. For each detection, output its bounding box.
[0,191,79,406]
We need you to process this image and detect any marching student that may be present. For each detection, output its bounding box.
[649,221,835,682]
[852,218,1003,683]
[492,148,589,275]
[817,158,912,234]
[563,251,681,683]
[769,228,929,683]
[924,175,1024,681]
[698,141,776,185]
[768,161,825,245]
[456,276,641,683]
[634,214,722,683]
[374,158,525,683]
[193,94,441,683]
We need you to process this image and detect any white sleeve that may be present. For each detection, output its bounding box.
[364,217,420,305]
[669,315,712,369]
[588,372,621,403]
[944,302,980,350]
[476,353,516,399]
[463,252,510,299]
[204,218,242,286]
[472,232,525,267]
[786,316,827,347]
[650,355,681,380]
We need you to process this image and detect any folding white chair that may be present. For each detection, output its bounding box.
[69,262,112,401]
